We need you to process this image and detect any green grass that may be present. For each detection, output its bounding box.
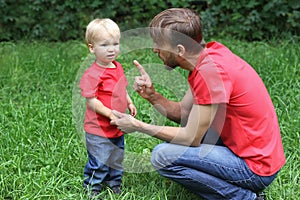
[0,38,299,200]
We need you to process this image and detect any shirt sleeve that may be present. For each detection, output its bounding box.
[191,63,232,105]
[79,70,101,98]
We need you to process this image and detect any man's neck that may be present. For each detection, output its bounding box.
[178,50,202,71]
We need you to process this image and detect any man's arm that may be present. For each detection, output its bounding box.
[147,88,193,125]
[112,104,218,146]
[133,60,193,125]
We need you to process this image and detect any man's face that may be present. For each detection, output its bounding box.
[153,41,178,70]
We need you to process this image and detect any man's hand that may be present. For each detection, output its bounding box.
[110,110,139,133]
[133,60,156,100]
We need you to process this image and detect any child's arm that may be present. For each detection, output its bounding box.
[126,92,137,117]
[86,97,115,120]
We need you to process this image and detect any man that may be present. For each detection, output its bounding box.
[111,8,285,200]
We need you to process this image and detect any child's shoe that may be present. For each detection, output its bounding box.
[111,185,122,194]
[84,188,101,199]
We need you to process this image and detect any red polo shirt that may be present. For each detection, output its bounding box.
[188,42,286,176]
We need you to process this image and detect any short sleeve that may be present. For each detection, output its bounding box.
[189,61,232,105]
[80,70,101,98]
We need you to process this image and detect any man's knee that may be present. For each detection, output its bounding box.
[151,143,169,170]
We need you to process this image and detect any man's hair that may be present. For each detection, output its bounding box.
[85,18,120,45]
[149,8,203,52]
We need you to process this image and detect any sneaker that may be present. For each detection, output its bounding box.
[111,186,122,194]
[85,189,101,199]
[255,191,265,200]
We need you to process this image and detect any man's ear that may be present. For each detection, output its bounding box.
[177,44,185,57]
[88,43,94,53]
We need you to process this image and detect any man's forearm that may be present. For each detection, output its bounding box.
[135,119,198,146]
[146,91,183,124]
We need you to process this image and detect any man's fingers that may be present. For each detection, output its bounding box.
[112,110,124,118]
[134,60,152,87]
[135,76,145,85]
[133,60,147,76]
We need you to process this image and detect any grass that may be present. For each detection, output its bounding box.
[0,38,299,200]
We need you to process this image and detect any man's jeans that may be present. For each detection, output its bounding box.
[83,133,124,191]
[151,142,278,200]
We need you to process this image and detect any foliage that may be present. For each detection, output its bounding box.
[2,0,299,41]
[0,0,101,41]
[203,0,300,40]
[0,0,199,41]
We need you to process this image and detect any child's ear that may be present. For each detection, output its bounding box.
[88,43,94,53]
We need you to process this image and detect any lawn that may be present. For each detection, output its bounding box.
[0,37,299,200]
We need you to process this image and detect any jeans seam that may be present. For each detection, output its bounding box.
[175,169,226,198]
[199,158,258,191]
[201,158,247,174]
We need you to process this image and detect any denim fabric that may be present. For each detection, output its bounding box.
[151,142,277,200]
[83,133,124,191]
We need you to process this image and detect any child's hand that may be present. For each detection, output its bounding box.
[128,103,137,117]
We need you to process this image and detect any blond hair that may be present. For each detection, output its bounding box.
[85,18,120,45]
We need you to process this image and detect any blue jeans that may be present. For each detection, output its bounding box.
[151,142,278,200]
[83,133,124,191]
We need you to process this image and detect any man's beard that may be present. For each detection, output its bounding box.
[163,54,178,70]
[164,64,177,70]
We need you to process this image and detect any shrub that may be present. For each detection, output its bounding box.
[0,0,203,41]
[202,0,300,40]
[0,0,299,41]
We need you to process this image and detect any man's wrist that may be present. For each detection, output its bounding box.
[147,92,160,105]
[134,119,148,133]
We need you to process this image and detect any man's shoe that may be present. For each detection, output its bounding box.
[111,186,122,194]
[255,191,265,200]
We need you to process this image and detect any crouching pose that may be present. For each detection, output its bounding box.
[111,8,285,200]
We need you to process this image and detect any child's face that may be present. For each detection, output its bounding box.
[88,31,120,66]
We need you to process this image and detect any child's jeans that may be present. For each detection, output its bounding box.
[83,133,124,191]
